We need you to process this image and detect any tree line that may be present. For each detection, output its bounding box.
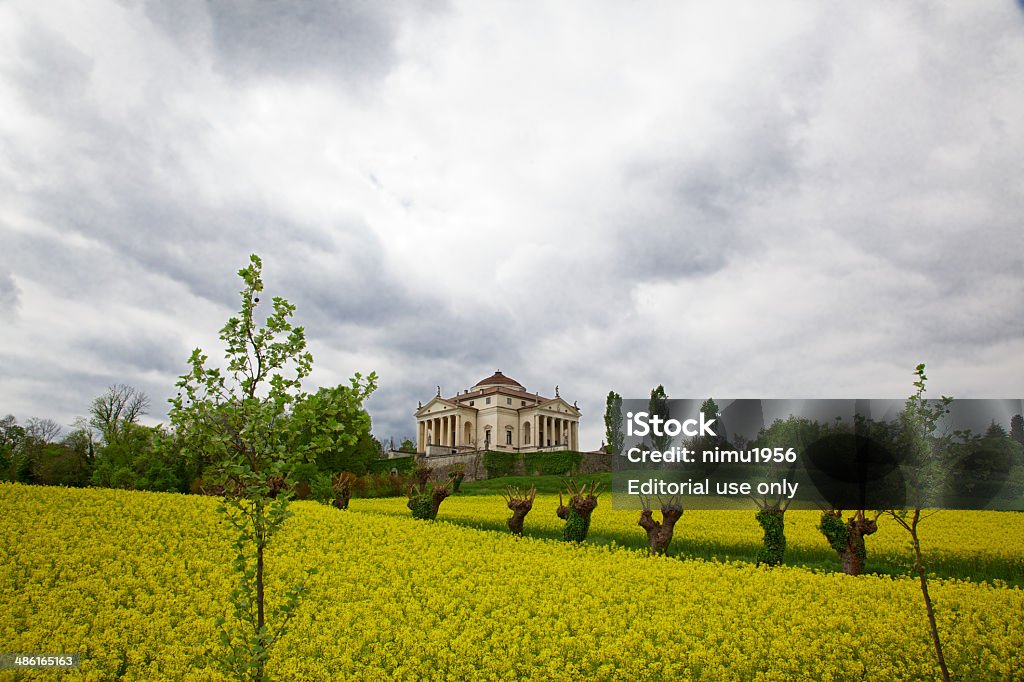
[0,381,384,494]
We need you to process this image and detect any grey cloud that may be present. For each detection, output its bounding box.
[0,272,20,318]
[6,21,93,120]
[381,309,523,367]
[0,350,174,428]
[277,227,418,330]
[74,329,191,378]
[612,89,812,281]
[143,0,441,86]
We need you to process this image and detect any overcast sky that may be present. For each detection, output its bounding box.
[1,1,1022,449]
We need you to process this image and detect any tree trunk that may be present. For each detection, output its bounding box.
[333,487,351,510]
[842,516,875,576]
[429,486,451,518]
[910,511,950,682]
[256,543,264,630]
[638,505,683,555]
[507,499,533,535]
[820,510,877,576]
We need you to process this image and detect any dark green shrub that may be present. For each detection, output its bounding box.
[755,509,786,566]
[524,450,581,476]
[484,451,517,478]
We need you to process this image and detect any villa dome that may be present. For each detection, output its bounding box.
[473,370,523,390]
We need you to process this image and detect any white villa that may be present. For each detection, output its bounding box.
[415,371,581,456]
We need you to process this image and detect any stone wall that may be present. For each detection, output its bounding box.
[577,451,613,475]
[419,449,611,481]
[421,451,486,482]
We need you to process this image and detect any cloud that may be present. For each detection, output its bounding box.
[0,0,1021,447]
[0,271,20,318]
[143,0,440,87]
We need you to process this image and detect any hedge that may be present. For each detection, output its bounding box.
[482,451,517,479]
[523,450,582,476]
[483,450,583,478]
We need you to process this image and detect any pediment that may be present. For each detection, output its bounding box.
[415,396,462,417]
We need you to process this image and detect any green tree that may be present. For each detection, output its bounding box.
[699,398,719,425]
[648,385,671,452]
[692,397,726,453]
[54,424,97,485]
[886,363,954,682]
[1,415,35,483]
[29,420,93,488]
[1009,414,1024,448]
[603,391,624,455]
[168,254,376,681]
[90,422,158,489]
[398,438,417,454]
[299,395,376,475]
[940,420,1021,507]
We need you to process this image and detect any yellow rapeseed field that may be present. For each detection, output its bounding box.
[1,483,1022,680]
[357,494,1024,581]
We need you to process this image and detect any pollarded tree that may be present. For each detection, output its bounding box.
[750,416,824,566]
[169,254,376,682]
[447,463,466,493]
[332,472,356,510]
[503,485,536,535]
[407,479,452,520]
[813,411,905,576]
[638,494,683,555]
[557,479,603,542]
